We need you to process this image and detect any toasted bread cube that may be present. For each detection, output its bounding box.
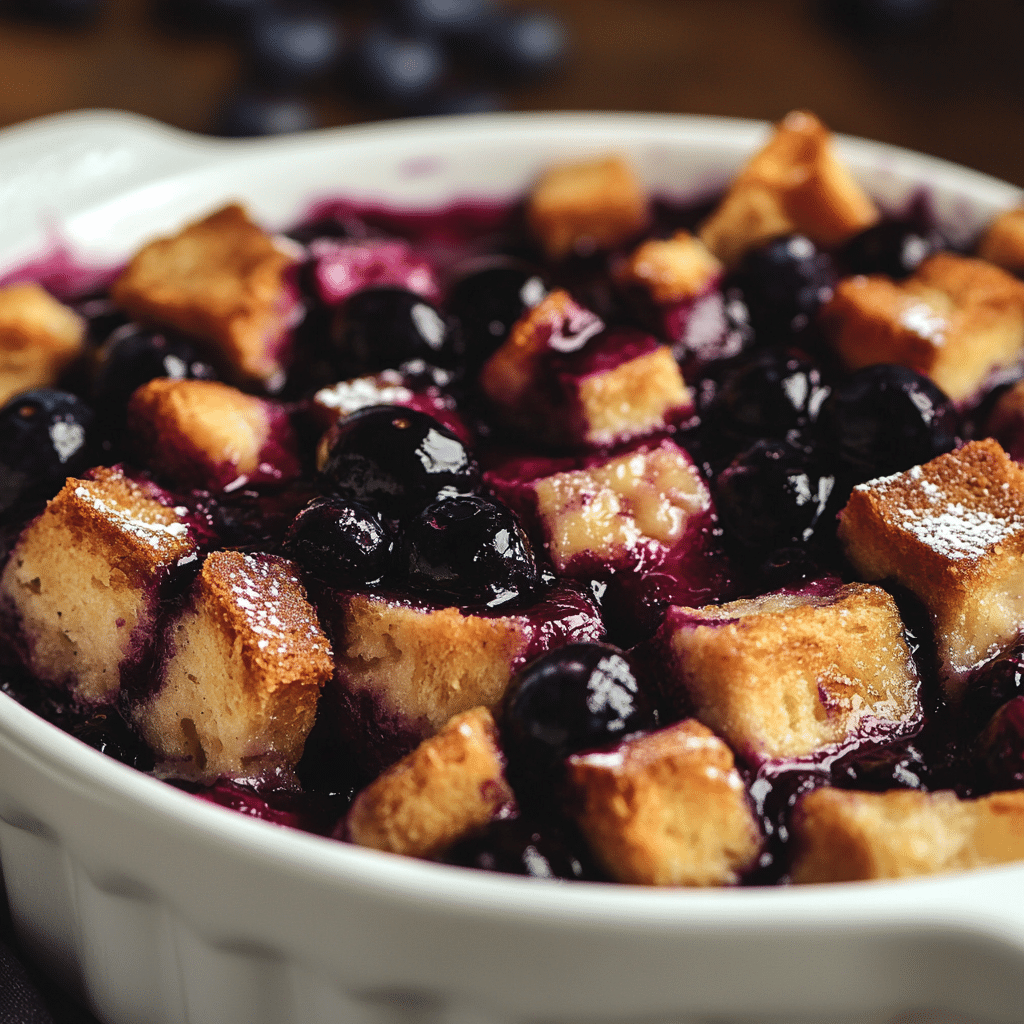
[660,582,921,765]
[791,787,1024,883]
[127,378,300,492]
[978,206,1024,276]
[346,707,513,859]
[822,253,1024,403]
[698,110,879,267]
[0,467,197,702]
[839,439,1024,697]
[531,440,712,574]
[0,283,86,406]
[136,551,331,783]
[527,155,648,260]
[615,231,723,304]
[110,204,299,391]
[568,719,761,886]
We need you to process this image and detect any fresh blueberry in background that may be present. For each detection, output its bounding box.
[731,234,837,340]
[977,696,1024,791]
[389,0,496,37]
[351,23,446,111]
[244,2,344,87]
[446,257,548,371]
[713,436,837,555]
[0,390,95,517]
[331,287,463,376]
[501,643,657,801]
[284,495,395,587]
[817,364,958,484]
[404,494,538,607]
[71,708,155,771]
[319,405,480,519]
[410,87,503,117]
[214,88,318,136]
[468,8,568,82]
[2,0,100,27]
[838,219,947,279]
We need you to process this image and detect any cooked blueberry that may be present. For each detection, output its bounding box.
[732,234,837,338]
[963,648,1024,734]
[471,9,569,82]
[838,219,946,279]
[318,405,480,519]
[443,815,597,879]
[501,643,657,799]
[284,496,394,587]
[404,495,538,607]
[244,3,345,86]
[817,364,958,483]
[71,709,154,771]
[73,293,131,347]
[755,546,824,592]
[714,437,837,554]
[214,89,318,137]
[831,740,928,791]
[351,23,446,110]
[0,390,95,516]
[977,696,1024,790]
[446,258,548,370]
[331,287,463,375]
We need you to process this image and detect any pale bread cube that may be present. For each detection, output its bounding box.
[568,719,761,886]
[136,550,331,783]
[0,467,197,702]
[978,206,1024,276]
[110,204,299,391]
[526,155,648,260]
[660,582,921,765]
[0,283,86,406]
[839,439,1024,697]
[791,787,1024,883]
[127,378,300,491]
[346,706,513,859]
[615,231,723,304]
[821,252,1024,403]
[698,110,879,267]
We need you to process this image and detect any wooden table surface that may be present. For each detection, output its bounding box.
[0,0,1021,187]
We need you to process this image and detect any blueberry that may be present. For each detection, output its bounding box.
[962,648,1024,735]
[446,258,548,371]
[411,87,503,117]
[389,0,496,36]
[404,495,538,607]
[0,390,95,517]
[157,0,271,32]
[501,643,657,799]
[713,436,838,555]
[284,496,395,588]
[71,709,154,771]
[977,696,1024,790]
[213,89,318,137]
[838,220,946,279]
[732,234,837,339]
[831,740,928,792]
[470,9,568,82]
[817,364,958,484]
[244,3,345,87]
[331,287,463,376]
[318,405,480,519]
[351,23,446,110]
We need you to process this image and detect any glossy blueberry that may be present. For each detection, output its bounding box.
[732,234,837,338]
[284,496,395,587]
[446,258,548,370]
[471,9,568,81]
[319,405,480,519]
[817,364,958,483]
[713,436,837,554]
[831,740,928,792]
[838,219,946,279]
[244,3,344,86]
[443,816,596,879]
[501,643,657,797]
[963,649,1024,734]
[404,495,538,608]
[978,696,1024,790]
[71,709,154,772]
[351,23,446,110]
[0,390,95,516]
[214,89,318,137]
[331,287,463,375]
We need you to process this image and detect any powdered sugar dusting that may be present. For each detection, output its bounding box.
[73,484,192,554]
[900,302,948,346]
[897,503,1022,560]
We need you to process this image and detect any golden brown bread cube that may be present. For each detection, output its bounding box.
[0,283,86,406]
[791,787,1024,883]
[839,438,1024,698]
[615,230,723,304]
[568,719,762,886]
[0,467,197,702]
[110,204,299,391]
[136,550,332,783]
[978,206,1024,276]
[660,583,921,765]
[821,252,1024,403]
[698,110,879,268]
[127,377,300,491]
[346,706,513,859]
[526,155,648,260]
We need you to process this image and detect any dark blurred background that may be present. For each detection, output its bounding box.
[0,0,1021,186]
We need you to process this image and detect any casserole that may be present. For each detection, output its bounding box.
[0,109,1022,1024]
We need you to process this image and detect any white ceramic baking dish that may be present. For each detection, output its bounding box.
[0,110,1022,1024]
